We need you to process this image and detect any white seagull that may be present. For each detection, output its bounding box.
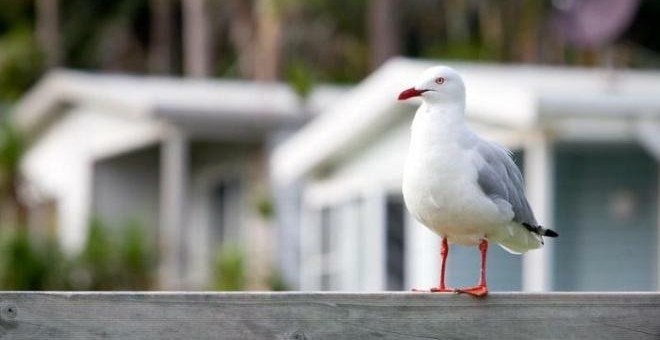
[398,66,558,297]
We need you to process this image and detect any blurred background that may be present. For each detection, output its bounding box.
[0,0,659,292]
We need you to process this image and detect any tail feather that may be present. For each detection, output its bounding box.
[492,222,558,255]
[491,223,543,254]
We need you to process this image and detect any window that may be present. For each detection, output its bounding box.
[311,198,365,291]
[209,178,242,254]
[386,195,406,290]
[319,207,335,290]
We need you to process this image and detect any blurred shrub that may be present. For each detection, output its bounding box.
[267,270,289,291]
[0,29,44,102]
[0,218,155,290]
[0,228,71,290]
[210,243,290,291]
[0,119,23,186]
[0,118,27,227]
[210,244,246,291]
[116,219,154,289]
[254,195,275,220]
[73,218,155,290]
[74,218,115,289]
[285,61,314,97]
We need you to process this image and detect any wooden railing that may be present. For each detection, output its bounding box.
[0,292,659,339]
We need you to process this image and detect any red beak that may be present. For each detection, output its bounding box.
[398,87,426,100]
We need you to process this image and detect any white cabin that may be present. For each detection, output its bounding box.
[14,70,311,289]
[273,57,660,292]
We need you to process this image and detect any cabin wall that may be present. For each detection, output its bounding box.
[92,146,160,240]
[554,143,658,291]
[21,105,160,253]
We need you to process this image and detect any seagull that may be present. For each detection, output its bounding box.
[398,66,558,297]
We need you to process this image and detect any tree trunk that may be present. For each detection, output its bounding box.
[500,0,519,62]
[182,0,211,77]
[254,0,281,81]
[444,0,469,44]
[229,0,255,78]
[517,0,541,62]
[367,0,401,70]
[477,1,503,59]
[149,0,173,74]
[36,0,61,68]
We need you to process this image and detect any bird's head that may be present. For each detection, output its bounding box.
[398,66,465,105]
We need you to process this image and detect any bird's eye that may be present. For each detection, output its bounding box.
[435,77,445,85]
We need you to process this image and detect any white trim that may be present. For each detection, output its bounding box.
[92,122,166,161]
[405,213,439,290]
[337,200,361,290]
[522,132,555,292]
[363,189,387,290]
[636,118,660,162]
[657,170,660,291]
[656,168,660,291]
[13,70,303,135]
[298,203,321,290]
[159,126,189,289]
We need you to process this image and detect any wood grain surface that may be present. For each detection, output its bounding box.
[0,292,658,339]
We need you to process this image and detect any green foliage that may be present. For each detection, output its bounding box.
[0,0,34,33]
[210,244,288,291]
[305,0,367,38]
[282,0,370,84]
[0,218,155,290]
[0,29,44,101]
[60,0,150,70]
[0,118,23,195]
[74,218,155,290]
[267,270,289,291]
[422,41,500,62]
[210,245,246,291]
[117,219,154,289]
[254,194,275,220]
[0,229,48,289]
[0,119,23,172]
[76,219,116,290]
[285,61,315,97]
[0,228,69,290]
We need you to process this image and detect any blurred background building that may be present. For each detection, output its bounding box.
[0,0,659,291]
[13,70,307,289]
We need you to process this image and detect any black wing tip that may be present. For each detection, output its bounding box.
[544,229,559,238]
[522,223,559,238]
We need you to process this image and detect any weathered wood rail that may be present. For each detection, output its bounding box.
[0,292,659,339]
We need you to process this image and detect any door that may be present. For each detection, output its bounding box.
[209,178,242,251]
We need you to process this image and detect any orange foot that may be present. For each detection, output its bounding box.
[455,285,488,298]
[412,287,456,293]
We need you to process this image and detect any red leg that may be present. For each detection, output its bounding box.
[430,237,454,292]
[456,239,489,297]
[413,237,454,293]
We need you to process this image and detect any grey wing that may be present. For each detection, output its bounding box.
[476,141,538,226]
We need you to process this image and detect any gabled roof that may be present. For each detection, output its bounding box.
[272,57,660,184]
[13,69,305,136]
